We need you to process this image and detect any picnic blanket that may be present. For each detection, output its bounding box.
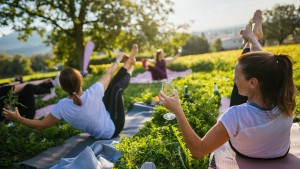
[17,102,154,169]
[210,97,300,169]
[130,69,192,83]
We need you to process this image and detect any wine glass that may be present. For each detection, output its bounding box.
[178,46,182,53]
[162,81,176,120]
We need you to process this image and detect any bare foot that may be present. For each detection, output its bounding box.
[252,9,263,40]
[241,26,256,42]
[128,44,138,65]
[241,26,262,51]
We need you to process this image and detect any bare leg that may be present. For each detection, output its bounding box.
[242,9,263,47]
[252,9,263,40]
[123,44,138,71]
[241,26,262,51]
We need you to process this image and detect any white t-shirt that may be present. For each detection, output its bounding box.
[219,103,292,158]
[51,82,115,139]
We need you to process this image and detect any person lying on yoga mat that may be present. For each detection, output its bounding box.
[141,48,181,80]
[159,11,296,160]
[0,75,60,120]
[3,44,138,139]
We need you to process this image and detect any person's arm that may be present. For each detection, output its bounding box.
[159,90,229,158]
[147,58,155,64]
[165,51,180,64]
[100,53,123,91]
[2,107,58,130]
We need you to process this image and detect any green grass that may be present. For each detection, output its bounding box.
[1,43,300,168]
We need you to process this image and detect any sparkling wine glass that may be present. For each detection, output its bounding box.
[162,81,176,120]
[178,46,182,53]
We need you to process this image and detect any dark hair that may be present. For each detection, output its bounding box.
[13,75,23,83]
[238,51,296,116]
[59,68,83,106]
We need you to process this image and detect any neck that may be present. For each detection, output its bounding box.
[248,95,270,109]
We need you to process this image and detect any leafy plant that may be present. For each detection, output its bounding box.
[3,88,26,111]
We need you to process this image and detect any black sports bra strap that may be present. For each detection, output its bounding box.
[228,140,289,160]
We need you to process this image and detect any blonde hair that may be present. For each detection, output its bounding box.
[155,49,164,63]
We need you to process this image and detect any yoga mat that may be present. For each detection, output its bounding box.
[16,103,154,169]
[130,69,192,84]
[83,41,95,74]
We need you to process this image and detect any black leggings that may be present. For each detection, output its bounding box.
[18,82,53,119]
[0,82,53,120]
[229,48,250,107]
[103,67,130,138]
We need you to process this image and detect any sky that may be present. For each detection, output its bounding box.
[0,0,300,36]
[168,0,300,32]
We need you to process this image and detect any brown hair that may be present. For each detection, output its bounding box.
[237,51,296,117]
[155,49,163,64]
[59,68,83,106]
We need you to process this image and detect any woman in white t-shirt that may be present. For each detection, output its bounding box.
[3,44,138,139]
[159,21,296,159]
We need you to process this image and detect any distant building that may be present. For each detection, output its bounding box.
[194,25,245,51]
[221,36,243,50]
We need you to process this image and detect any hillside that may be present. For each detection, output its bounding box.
[0,32,52,56]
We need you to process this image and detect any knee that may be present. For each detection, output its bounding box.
[23,84,35,91]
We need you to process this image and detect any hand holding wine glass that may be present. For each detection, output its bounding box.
[178,46,182,53]
[160,81,177,120]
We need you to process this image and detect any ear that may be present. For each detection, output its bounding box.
[249,78,259,89]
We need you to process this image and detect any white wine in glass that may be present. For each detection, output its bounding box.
[162,81,176,120]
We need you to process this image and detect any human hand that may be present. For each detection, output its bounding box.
[159,90,183,115]
[2,107,21,121]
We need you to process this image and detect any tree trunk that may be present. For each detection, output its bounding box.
[74,25,84,71]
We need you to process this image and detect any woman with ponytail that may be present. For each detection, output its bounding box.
[159,21,296,161]
[3,44,138,139]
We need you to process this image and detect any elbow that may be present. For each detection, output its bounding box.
[189,142,207,159]
[190,150,204,159]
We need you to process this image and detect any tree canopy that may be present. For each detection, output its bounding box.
[182,34,210,55]
[0,0,186,70]
[263,4,300,44]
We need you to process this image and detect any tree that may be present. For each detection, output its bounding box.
[30,53,54,72]
[0,0,175,70]
[211,38,223,52]
[263,4,300,44]
[182,34,210,55]
[0,53,33,78]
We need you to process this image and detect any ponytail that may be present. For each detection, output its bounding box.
[238,52,296,117]
[72,92,82,106]
[60,68,83,106]
[273,54,296,117]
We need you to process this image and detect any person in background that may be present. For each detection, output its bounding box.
[3,44,138,139]
[0,75,60,120]
[141,48,181,80]
[159,10,296,162]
